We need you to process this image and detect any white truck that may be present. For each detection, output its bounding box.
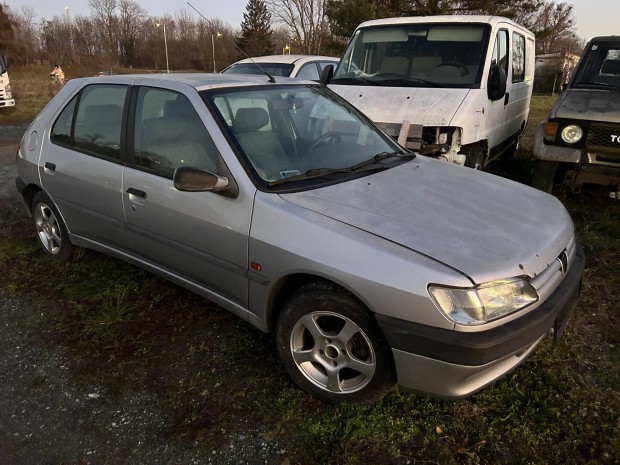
[0,54,15,108]
[325,16,535,169]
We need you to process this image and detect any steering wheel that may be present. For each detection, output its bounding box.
[435,62,470,76]
[309,131,342,150]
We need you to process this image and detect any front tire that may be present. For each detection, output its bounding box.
[531,160,559,194]
[32,192,84,262]
[276,282,395,403]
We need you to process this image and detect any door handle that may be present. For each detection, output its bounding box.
[504,92,510,105]
[44,162,56,173]
[126,187,146,198]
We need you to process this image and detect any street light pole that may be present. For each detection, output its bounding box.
[156,22,170,73]
[211,32,222,72]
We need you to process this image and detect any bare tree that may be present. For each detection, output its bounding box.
[529,1,580,54]
[269,0,329,54]
[89,0,119,65]
[118,0,146,67]
[41,17,73,67]
[10,6,39,64]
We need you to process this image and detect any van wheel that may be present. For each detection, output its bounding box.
[275,282,394,403]
[463,145,485,170]
[32,192,85,262]
[531,161,558,194]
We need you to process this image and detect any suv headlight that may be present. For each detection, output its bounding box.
[428,278,538,325]
[560,125,583,144]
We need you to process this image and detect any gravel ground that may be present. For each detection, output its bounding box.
[0,126,287,465]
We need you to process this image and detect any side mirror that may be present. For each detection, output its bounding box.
[487,64,507,101]
[320,64,334,86]
[173,166,236,197]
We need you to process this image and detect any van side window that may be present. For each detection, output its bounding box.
[133,87,219,178]
[512,32,526,83]
[73,85,128,160]
[491,29,509,76]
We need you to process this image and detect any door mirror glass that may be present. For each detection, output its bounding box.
[487,63,507,101]
[173,166,229,193]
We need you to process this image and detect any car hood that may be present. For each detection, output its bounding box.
[552,88,620,122]
[280,157,574,284]
[329,84,469,126]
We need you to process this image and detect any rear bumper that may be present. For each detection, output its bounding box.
[376,244,584,398]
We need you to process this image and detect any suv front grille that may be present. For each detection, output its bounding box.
[586,124,620,154]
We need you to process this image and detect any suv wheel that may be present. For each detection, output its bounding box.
[532,160,559,194]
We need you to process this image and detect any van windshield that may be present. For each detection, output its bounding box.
[332,23,490,88]
[572,42,620,90]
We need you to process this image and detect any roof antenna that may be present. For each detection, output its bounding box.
[187,2,276,83]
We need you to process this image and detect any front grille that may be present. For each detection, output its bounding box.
[586,124,620,154]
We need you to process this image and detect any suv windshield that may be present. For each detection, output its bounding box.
[222,63,295,77]
[333,23,490,88]
[203,85,406,185]
[572,41,620,89]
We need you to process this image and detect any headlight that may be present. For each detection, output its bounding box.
[428,278,538,325]
[560,125,583,144]
[5,84,11,99]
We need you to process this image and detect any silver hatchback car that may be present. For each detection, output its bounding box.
[16,73,583,403]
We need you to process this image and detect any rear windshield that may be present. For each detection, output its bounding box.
[222,63,295,77]
[572,42,620,89]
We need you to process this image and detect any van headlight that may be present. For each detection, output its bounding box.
[428,278,538,325]
[560,125,583,144]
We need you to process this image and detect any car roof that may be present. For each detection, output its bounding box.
[229,55,339,66]
[356,15,533,34]
[67,72,313,91]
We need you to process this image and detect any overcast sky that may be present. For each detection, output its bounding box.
[5,0,617,41]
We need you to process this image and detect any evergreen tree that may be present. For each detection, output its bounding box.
[236,0,274,58]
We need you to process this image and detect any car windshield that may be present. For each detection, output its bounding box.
[203,85,406,186]
[333,23,490,88]
[222,63,295,77]
[572,42,620,90]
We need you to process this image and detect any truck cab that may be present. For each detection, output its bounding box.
[0,55,15,108]
[532,36,620,195]
[327,16,535,169]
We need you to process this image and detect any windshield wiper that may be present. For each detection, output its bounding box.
[268,152,414,187]
[330,76,388,86]
[374,76,444,88]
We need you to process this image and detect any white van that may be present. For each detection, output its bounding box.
[326,16,535,169]
[0,54,15,108]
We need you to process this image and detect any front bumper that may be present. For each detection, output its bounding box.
[376,244,585,398]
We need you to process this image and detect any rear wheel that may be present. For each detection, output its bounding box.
[276,282,395,403]
[32,192,84,262]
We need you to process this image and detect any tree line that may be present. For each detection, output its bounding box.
[0,0,581,72]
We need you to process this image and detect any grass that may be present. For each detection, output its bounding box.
[1,89,619,464]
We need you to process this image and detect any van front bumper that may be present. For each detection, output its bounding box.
[376,244,584,398]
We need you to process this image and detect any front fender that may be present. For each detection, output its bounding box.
[532,123,581,163]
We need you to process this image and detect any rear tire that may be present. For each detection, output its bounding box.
[32,192,85,262]
[275,282,395,403]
